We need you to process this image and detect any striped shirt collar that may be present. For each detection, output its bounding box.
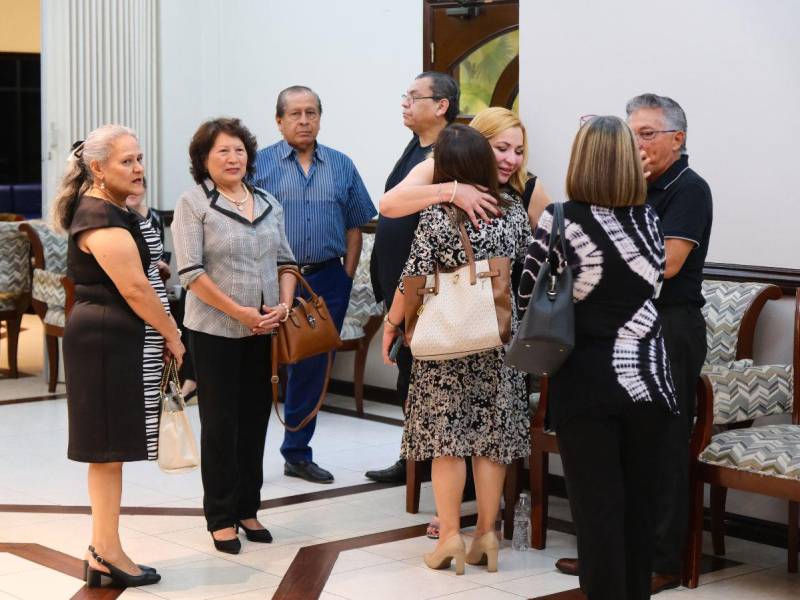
[278,139,327,163]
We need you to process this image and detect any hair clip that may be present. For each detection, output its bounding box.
[71,140,85,159]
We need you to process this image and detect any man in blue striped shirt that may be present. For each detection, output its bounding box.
[252,85,376,484]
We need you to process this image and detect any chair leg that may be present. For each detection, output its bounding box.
[683,475,705,589]
[789,501,799,573]
[45,334,59,393]
[406,460,421,514]
[710,485,727,556]
[5,315,22,378]
[530,450,549,549]
[353,341,367,415]
[503,458,522,540]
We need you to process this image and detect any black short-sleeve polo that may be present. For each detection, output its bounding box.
[646,155,713,308]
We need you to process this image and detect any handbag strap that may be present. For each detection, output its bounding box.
[159,358,186,411]
[270,336,334,432]
[547,203,568,267]
[443,205,478,285]
[280,267,320,303]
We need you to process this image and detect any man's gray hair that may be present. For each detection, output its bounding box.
[626,93,687,153]
[276,85,322,118]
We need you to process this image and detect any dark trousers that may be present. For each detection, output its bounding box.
[189,329,272,532]
[653,303,707,574]
[280,263,352,464]
[557,404,670,600]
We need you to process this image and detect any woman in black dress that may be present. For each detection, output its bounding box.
[518,116,678,600]
[53,125,185,588]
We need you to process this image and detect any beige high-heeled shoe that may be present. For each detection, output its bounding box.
[465,531,499,572]
[424,533,466,575]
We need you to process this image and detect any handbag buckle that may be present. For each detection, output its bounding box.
[546,274,558,300]
[307,313,317,328]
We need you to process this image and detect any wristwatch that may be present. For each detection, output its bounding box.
[384,313,400,328]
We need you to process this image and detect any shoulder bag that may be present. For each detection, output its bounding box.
[402,208,512,361]
[271,267,342,432]
[158,358,200,474]
[505,202,574,376]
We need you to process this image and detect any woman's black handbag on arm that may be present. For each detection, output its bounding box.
[505,202,574,376]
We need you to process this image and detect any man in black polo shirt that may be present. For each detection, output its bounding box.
[555,94,712,594]
[365,72,460,484]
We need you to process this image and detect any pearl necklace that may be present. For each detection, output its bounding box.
[218,185,250,212]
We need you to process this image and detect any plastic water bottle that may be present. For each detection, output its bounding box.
[512,492,531,551]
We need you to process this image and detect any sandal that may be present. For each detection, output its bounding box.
[426,516,440,540]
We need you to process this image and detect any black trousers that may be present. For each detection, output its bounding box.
[653,304,707,574]
[189,329,272,532]
[557,404,670,600]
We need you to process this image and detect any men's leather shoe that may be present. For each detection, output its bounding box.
[284,461,334,484]
[365,459,406,483]
[651,573,680,595]
[555,557,579,576]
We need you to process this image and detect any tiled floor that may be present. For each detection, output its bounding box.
[0,341,797,598]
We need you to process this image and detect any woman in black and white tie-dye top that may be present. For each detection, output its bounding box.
[518,116,677,600]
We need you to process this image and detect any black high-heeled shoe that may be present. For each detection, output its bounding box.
[211,530,241,554]
[237,521,273,543]
[84,546,161,588]
[87,547,157,573]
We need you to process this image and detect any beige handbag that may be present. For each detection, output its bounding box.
[157,359,200,474]
[403,210,512,361]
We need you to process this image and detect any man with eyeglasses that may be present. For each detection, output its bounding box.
[252,85,376,484]
[556,94,713,595]
[365,72,460,486]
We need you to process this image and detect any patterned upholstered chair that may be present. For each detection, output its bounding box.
[19,222,69,392]
[333,232,384,414]
[684,286,798,587]
[0,222,32,377]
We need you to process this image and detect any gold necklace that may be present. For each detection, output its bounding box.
[218,185,250,212]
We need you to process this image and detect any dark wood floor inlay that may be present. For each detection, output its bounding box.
[0,391,66,405]
[0,481,401,516]
[0,542,122,600]
[319,403,404,427]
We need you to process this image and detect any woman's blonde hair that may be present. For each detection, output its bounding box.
[566,115,646,207]
[469,107,529,195]
[50,124,137,232]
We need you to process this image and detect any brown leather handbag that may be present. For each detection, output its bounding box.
[271,267,342,432]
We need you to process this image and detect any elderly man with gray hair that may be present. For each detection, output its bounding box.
[555,93,713,596]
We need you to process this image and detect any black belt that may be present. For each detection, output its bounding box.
[299,258,340,276]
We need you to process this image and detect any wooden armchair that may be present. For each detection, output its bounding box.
[19,222,68,392]
[684,288,799,587]
[0,222,32,377]
[508,280,782,548]
[332,232,384,414]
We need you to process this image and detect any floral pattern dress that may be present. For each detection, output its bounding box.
[399,196,532,464]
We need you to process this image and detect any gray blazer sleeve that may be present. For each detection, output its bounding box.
[171,192,206,288]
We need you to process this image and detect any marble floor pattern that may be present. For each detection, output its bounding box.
[0,352,797,598]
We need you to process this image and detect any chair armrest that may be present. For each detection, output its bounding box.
[691,375,715,460]
[62,276,76,318]
[18,223,45,270]
[736,284,782,360]
[531,376,549,430]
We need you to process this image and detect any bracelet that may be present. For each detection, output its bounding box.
[449,180,458,204]
[384,313,400,328]
[278,302,290,322]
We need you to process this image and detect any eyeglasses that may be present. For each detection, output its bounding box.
[634,129,679,141]
[401,94,441,105]
[284,110,319,122]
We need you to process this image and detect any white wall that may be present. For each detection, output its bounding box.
[520,0,800,270]
[159,0,423,209]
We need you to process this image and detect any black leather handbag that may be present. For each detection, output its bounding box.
[505,202,574,376]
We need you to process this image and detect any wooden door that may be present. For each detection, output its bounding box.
[423,1,519,121]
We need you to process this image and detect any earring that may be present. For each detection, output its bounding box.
[100,181,106,190]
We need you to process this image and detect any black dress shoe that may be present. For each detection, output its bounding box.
[237,521,273,543]
[365,459,406,483]
[210,531,241,555]
[555,557,579,576]
[284,461,334,484]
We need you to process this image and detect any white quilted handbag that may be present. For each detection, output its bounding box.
[403,212,511,361]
